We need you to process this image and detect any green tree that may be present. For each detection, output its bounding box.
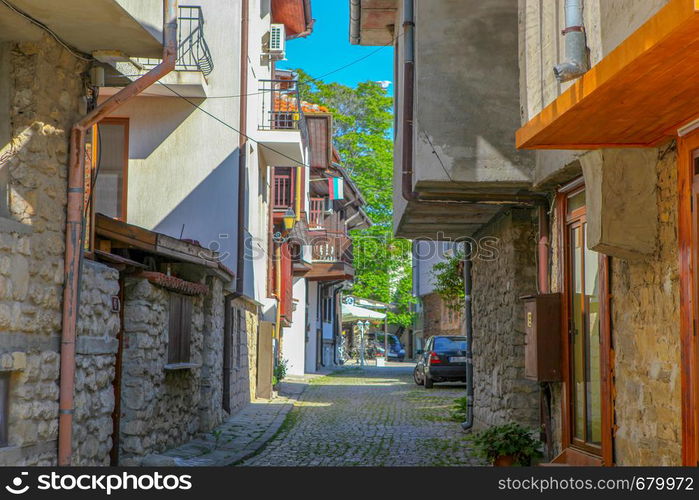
[296,69,414,327]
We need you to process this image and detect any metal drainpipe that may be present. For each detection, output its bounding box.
[58,0,178,466]
[553,0,588,82]
[461,250,474,431]
[349,0,361,45]
[232,0,249,300]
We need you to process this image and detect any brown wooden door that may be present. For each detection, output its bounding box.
[679,132,699,465]
[558,184,613,465]
[257,321,274,399]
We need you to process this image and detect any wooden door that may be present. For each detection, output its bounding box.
[678,131,699,466]
[257,321,274,399]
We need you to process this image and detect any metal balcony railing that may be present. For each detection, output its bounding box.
[259,79,306,132]
[136,6,213,76]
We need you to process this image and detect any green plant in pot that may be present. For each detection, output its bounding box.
[273,358,289,389]
[471,423,542,466]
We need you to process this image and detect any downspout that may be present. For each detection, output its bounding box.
[286,0,315,40]
[553,0,587,83]
[58,0,178,466]
[399,0,545,207]
[461,250,474,431]
[537,205,550,294]
[233,0,249,298]
[349,0,361,45]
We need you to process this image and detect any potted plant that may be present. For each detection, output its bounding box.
[273,358,288,390]
[471,423,542,466]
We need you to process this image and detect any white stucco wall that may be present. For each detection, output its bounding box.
[283,277,306,376]
[305,280,319,373]
[102,0,243,279]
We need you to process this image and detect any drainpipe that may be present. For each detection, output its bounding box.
[58,0,178,466]
[399,0,545,207]
[537,205,550,294]
[233,0,249,299]
[461,250,474,431]
[553,0,588,83]
[349,0,361,45]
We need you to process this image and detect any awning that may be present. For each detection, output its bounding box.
[341,303,387,322]
[516,0,699,150]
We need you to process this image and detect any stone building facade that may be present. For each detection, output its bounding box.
[0,35,87,466]
[471,210,539,430]
[518,0,688,465]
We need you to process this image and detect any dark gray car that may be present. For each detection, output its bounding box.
[413,335,467,388]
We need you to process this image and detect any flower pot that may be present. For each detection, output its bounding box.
[493,455,516,467]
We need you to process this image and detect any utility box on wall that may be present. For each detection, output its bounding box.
[521,294,562,382]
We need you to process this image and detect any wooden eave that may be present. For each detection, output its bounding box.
[304,262,355,281]
[94,214,234,281]
[516,0,699,150]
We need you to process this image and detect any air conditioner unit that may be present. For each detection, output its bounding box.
[267,23,286,60]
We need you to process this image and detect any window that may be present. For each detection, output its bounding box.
[168,294,192,364]
[92,119,129,220]
[558,184,612,462]
[0,372,9,447]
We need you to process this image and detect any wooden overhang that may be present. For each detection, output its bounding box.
[516,0,699,150]
[94,214,234,282]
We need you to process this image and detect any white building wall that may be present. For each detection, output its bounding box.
[104,0,243,279]
[283,277,307,376]
[305,280,319,373]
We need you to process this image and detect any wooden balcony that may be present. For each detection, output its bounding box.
[298,232,355,281]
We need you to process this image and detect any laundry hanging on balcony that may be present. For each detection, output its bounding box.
[328,176,344,200]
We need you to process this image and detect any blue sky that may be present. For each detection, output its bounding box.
[278,0,394,93]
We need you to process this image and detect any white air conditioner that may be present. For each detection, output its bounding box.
[267,23,286,60]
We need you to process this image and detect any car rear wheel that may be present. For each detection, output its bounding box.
[413,367,423,385]
[424,374,434,389]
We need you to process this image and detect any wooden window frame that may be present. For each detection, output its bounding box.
[87,118,129,252]
[555,182,614,466]
[168,293,193,365]
[678,131,699,466]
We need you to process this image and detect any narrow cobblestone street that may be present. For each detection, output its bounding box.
[238,364,481,466]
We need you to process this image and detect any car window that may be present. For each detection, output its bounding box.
[433,337,467,351]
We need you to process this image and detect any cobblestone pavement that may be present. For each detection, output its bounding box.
[238,364,482,466]
[139,379,310,466]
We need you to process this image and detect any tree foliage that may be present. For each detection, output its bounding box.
[431,251,465,310]
[296,69,414,327]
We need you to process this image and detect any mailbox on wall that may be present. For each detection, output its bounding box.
[521,294,562,382]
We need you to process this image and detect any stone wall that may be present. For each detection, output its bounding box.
[119,277,205,465]
[228,296,259,413]
[610,146,682,465]
[547,147,682,465]
[0,36,87,466]
[471,209,540,430]
[198,277,225,430]
[73,260,120,465]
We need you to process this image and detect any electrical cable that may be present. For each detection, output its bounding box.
[0,0,92,62]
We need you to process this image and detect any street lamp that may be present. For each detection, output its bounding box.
[282,207,296,232]
[357,320,370,367]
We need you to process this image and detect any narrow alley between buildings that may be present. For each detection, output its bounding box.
[239,364,480,467]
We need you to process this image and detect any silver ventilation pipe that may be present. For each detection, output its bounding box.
[553,0,588,82]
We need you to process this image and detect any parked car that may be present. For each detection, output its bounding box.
[369,333,406,361]
[414,335,468,388]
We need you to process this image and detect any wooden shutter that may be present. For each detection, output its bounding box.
[168,294,192,364]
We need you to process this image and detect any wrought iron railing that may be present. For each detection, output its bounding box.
[136,6,213,76]
[259,79,305,131]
